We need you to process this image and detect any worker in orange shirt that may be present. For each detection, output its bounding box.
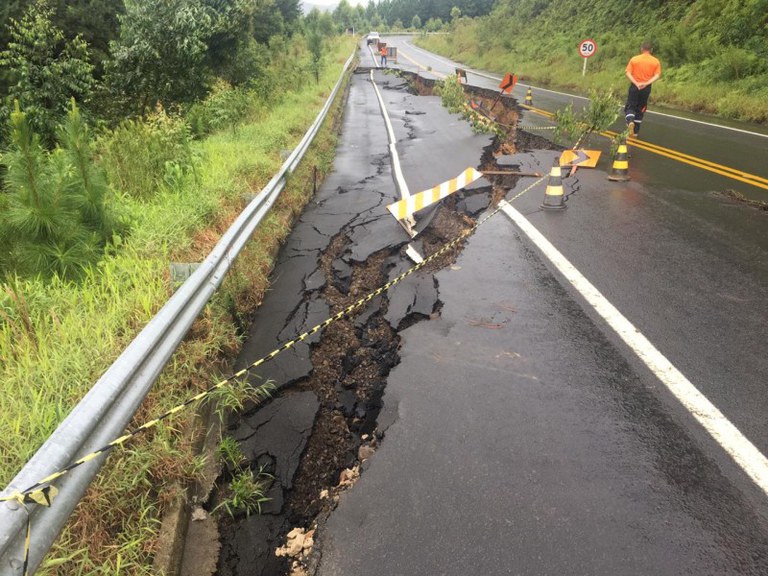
[380,44,387,67]
[624,41,661,137]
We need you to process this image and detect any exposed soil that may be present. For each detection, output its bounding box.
[287,239,399,524]
[210,66,566,576]
[406,70,561,207]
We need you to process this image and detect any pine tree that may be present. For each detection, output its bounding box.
[0,100,116,279]
[57,99,116,243]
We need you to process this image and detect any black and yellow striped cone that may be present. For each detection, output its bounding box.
[525,87,533,106]
[608,138,631,182]
[541,159,566,210]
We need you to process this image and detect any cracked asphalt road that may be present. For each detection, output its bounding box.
[218,61,498,576]
[312,43,768,575]
[233,70,403,390]
[222,41,768,576]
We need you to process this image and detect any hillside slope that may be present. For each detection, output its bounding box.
[418,0,768,123]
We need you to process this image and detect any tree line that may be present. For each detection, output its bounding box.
[332,0,495,32]
[0,0,304,139]
[0,0,341,280]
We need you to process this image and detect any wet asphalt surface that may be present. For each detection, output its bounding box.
[380,36,768,469]
[392,36,768,202]
[226,40,768,575]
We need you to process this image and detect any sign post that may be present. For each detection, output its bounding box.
[489,72,518,111]
[578,38,597,77]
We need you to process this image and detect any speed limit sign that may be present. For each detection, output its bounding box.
[578,39,597,58]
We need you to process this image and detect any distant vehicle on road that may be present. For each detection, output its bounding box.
[366,32,380,45]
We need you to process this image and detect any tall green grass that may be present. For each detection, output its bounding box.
[0,34,356,574]
[417,19,768,124]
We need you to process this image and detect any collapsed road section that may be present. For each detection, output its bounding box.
[177,63,548,576]
[178,45,768,576]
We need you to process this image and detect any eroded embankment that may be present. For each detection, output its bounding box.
[197,67,561,576]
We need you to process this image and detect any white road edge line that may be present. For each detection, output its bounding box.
[498,200,768,497]
[369,70,411,200]
[369,70,422,261]
[367,43,380,69]
[402,40,768,140]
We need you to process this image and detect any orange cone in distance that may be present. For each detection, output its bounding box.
[608,138,631,182]
[541,158,566,210]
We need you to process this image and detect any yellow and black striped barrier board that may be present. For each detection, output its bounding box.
[0,172,548,576]
[387,167,485,221]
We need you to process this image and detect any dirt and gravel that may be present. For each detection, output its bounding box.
[189,63,567,576]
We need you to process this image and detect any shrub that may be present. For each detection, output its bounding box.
[554,90,619,146]
[187,81,256,138]
[707,46,762,81]
[434,75,466,113]
[98,106,197,199]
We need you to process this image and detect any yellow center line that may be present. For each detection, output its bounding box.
[397,48,447,79]
[603,130,768,187]
[522,107,768,191]
[396,50,767,191]
[521,104,556,119]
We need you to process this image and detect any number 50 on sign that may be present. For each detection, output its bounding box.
[579,39,597,58]
[578,38,597,76]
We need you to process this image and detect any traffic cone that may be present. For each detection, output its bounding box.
[607,138,631,182]
[525,87,533,107]
[541,158,566,210]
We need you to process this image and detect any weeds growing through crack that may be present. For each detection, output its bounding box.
[207,378,276,424]
[212,381,276,519]
[217,436,246,470]
[214,466,274,518]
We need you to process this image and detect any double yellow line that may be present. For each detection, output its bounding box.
[518,104,768,191]
[398,47,447,78]
[604,129,768,190]
[395,47,767,190]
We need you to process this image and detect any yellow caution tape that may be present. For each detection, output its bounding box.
[0,173,546,572]
[0,486,59,576]
[517,125,557,131]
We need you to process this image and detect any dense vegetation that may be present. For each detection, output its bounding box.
[332,0,495,32]
[0,0,355,572]
[0,0,319,279]
[417,0,768,123]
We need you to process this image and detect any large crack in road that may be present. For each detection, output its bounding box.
[181,55,768,576]
[193,67,539,576]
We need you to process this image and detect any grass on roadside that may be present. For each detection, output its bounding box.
[416,24,768,125]
[0,35,356,575]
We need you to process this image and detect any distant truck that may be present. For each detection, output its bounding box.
[366,31,380,45]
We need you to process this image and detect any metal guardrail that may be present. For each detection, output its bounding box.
[0,50,355,576]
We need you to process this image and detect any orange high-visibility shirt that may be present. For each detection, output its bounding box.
[626,53,661,83]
